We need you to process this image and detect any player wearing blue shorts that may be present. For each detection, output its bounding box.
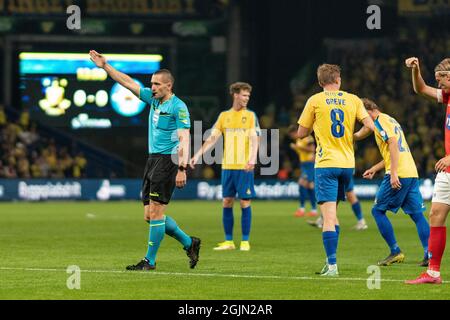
[355,98,430,266]
[307,176,368,230]
[190,82,260,251]
[297,64,375,276]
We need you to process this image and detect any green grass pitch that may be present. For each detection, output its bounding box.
[0,200,448,300]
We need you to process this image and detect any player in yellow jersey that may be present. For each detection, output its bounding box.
[288,125,317,217]
[288,125,367,229]
[297,64,374,276]
[354,98,429,267]
[190,82,260,251]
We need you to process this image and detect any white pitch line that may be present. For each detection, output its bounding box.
[1,267,447,283]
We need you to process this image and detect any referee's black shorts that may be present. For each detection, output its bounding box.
[142,153,178,205]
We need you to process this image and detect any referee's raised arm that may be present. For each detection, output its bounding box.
[89,50,141,97]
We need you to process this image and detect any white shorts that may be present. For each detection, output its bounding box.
[432,172,450,206]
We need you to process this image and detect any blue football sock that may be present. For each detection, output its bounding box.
[352,201,363,221]
[372,208,400,254]
[299,185,307,208]
[164,215,192,250]
[409,211,430,256]
[145,219,165,266]
[241,206,252,241]
[307,187,317,210]
[322,231,338,265]
[223,207,234,241]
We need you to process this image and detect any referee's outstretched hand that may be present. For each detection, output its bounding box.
[89,50,106,68]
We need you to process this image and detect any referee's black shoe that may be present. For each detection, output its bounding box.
[126,258,155,271]
[186,237,201,269]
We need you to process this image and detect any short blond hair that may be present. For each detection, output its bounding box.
[435,58,450,73]
[229,82,252,96]
[317,64,341,86]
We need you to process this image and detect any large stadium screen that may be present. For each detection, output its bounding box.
[19,52,163,129]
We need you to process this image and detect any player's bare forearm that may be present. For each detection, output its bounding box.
[407,58,437,100]
[103,64,140,97]
[387,137,399,176]
[361,117,375,132]
[412,67,438,100]
[298,125,312,139]
[354,126,373,141]
[371,160,385,173]
[177,129,190,167]
[363,160,384,179]
[193,134,218,161]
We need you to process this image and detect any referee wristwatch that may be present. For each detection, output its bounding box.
[178,165,187,172]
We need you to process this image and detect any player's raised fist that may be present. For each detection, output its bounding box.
[89,50,107,68]
[405,57,419,68]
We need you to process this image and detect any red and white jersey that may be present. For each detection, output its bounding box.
[437,89,450,173]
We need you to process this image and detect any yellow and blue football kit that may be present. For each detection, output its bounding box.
[373,113,424,214]
[298,89,369,270]
[371,113,429,261]
[298,90,369,203]
[212,108,260,199]
[211,107,260,244]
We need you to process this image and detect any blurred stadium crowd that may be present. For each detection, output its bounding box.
[0,105,87,178]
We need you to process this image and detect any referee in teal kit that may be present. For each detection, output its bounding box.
[89,50,201,270]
